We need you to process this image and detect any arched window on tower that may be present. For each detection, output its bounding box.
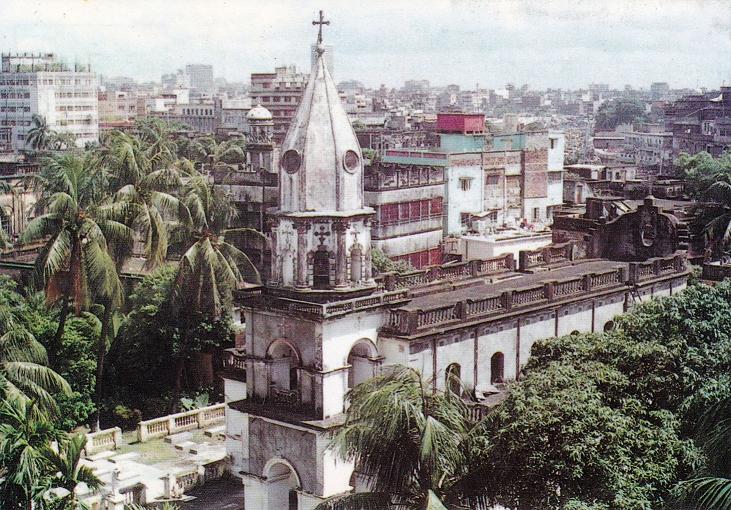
[490,352,505,384]
[445,363,461,396]
[313,250,330,289]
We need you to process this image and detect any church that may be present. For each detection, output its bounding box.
[221,15,690,510]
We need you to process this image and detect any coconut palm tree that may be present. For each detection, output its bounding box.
[676,395,731,509]
[26,115,54,152]
[22,153,131,429]
[23,154,126,356]
[168,174,261,409]
[37,434,102,510]
[316,366,491,510]
[0,311,70,414]
[0,397,61,510]
[103,130,190,268]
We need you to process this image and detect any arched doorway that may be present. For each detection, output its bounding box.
[603,320,615,332]
[347,340,378,389]
[313,249,330,289]
[264,459,300,510]
[268,340,299,392]
[445,363,461,396]
[490,352,504,384]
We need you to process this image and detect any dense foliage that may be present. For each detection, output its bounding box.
[678,151,731,254]
[595,98,647,130]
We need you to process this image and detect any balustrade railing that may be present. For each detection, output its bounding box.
[136,403,226,443]
[553,277,584,297]
[386,253,687,336]
[84,427,122,456]
[378,253,514,291]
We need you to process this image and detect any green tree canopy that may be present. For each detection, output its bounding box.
[595,98,647,131]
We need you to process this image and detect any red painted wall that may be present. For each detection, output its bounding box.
[437,113,485,134]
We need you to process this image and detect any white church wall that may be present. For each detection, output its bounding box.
[225,408,249,473]
[517,315,554,367]
[556,306,593,336]
[477,326,518,386]
[433,333,476,391]
[594,295,626,332]
[224,378,247,403]
[319,434,355,498]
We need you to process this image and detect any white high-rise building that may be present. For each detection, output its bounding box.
[0,53,98,151]
[185,64,214,95]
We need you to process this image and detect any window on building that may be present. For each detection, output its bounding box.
[446,363,461,396]
[459,177,472,191]
[532,207,540,222]
[490,352,505,384]
[549,137,557,149]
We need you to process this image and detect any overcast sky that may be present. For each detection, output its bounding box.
[1,0,730,90]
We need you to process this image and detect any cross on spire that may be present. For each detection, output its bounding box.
[312,10,330,44]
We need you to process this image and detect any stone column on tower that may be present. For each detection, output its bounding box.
[295,221,309,289]
[334,220,349,288]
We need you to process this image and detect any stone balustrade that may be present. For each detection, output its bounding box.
[223,348,247,378]
[84,427,122,456]
[518,241,574,271]
[702,263,731,281]
[378,253,515,292]
[386,253,687,336]
[628,253,686,284]
[136,403,226,443]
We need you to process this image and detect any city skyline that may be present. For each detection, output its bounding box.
[1,0,730,90]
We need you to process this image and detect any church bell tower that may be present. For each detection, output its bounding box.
[269,13,375,296]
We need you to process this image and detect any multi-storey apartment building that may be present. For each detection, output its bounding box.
[665,86,731,159]
[0,53,98,151]
[249,65,308,143]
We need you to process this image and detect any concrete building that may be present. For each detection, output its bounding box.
[249,65,308,143]
[185,64,214,95]
[97,90,144,122]
[665,86,731,160]
[0,53,98,151]
[365,154,445,267]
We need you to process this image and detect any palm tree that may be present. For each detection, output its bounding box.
[37,434,102,510]
[26,115,54,152]
[135,118,178,171]
[168,174,261,409]
[48,132,78,152]
[0,397,61,510]
[104,130,189,268]
[676,395,731,509]
[316,366,489,510]
[22,153,131,429]
[0,309,70,414]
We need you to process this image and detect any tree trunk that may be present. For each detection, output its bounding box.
[92,301,113,432]
[171,326,189,414]
[51,295,69,365]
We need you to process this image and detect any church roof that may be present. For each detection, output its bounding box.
[278,42,364,213]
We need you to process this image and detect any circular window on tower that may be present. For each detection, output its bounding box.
[282,150,301,174]
[343,150,360,174]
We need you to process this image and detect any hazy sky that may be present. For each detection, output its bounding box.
[1,0,730,90]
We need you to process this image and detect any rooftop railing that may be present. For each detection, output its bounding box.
[386,253,687,336]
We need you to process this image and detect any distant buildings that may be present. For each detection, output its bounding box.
[0,53,99,151]
[185,64,214,96]
[249,65,308,143]
[665,86,731,159]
